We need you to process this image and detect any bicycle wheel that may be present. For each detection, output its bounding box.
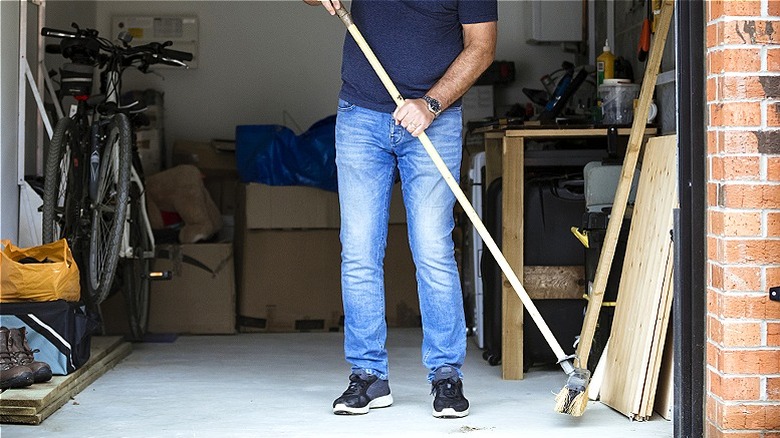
[85,113,132,306]
[121,180,152,341]
[42,117,82,245]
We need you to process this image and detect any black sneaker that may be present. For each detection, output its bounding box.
[431,367,469,418]
[333,371,393,415]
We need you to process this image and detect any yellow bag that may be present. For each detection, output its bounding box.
[0,239,81,302]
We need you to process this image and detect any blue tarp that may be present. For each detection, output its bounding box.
[235,115,337,192]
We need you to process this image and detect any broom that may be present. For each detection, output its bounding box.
[330,2,589,412]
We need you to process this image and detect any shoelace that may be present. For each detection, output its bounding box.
[431,377,460,398]
[342,375,370,396]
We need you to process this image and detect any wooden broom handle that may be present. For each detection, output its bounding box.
[334,5,572,367]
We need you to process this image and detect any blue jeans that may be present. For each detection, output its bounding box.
[335,99,466,382]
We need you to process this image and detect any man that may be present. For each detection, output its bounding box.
[305,0,497,418]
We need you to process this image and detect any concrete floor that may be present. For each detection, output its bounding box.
[4,328,672,438]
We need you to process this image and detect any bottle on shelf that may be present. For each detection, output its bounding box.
[596,39,616,86]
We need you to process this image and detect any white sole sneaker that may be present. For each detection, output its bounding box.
[333,394,394,415]
[432,406,470,418]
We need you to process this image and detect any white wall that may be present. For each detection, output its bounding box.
[93,1,573,148]
[1,0,21,242]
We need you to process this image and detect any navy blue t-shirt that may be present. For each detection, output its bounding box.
[339,0,498,113]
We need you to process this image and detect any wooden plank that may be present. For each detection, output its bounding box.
[599,135,678,419]
[483,136,502,189]
[522,266,585,300]
[654,321,675,420]
[505,128,639,138]
[639,250,675,419]
[0,344,131,425]
[501,136,524,380]
[0,336,128,408]
[575,0,675,373]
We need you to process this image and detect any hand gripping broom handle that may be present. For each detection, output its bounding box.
[334,5,575,375]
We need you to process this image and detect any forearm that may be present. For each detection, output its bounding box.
[427,22,497,111]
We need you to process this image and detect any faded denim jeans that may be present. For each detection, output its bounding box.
[335,98,466,382]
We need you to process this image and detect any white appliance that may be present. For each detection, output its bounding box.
[463,151,486,349]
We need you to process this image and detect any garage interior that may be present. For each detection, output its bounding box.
[0,0,724,436]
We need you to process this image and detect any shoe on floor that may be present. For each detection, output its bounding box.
[8,327,52,383]
[0,327,34,390]
[431,366,469,418]
[333,371,393,415]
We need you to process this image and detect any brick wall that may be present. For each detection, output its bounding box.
[706,1,780,436]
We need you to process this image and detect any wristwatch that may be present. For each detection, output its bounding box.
[423,95,442,118]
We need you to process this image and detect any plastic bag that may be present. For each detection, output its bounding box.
[0,239,81,303]
[235,115,337,192]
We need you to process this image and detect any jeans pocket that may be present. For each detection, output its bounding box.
[338,99,355,112]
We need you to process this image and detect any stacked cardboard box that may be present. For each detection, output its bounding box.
[234,182,418,332]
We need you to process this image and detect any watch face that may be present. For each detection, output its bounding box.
[424,95,441,115]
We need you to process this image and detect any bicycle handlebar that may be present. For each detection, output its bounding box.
[41,24,192,67]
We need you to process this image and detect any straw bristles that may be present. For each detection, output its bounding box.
[554,385,589,416]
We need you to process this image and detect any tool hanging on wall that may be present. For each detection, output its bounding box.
[637,0,651,61]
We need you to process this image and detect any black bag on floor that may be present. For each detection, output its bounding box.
[0,300,100,375]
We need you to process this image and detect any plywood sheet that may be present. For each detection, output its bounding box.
[599,135,677,419]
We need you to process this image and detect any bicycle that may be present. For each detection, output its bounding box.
[40,23,191,340]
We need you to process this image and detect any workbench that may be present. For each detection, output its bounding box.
[475,124,657,380]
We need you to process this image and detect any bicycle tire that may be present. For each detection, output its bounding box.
[85,113,132,306]
[121,181,152,341]
[42,117,81,245]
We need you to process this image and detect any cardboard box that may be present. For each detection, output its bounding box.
[238,182,406,230]
[240,183,341,229]
[236,225,419,332]
[148,242,236,334]
[173,140,238,179]
[98,242,236,336]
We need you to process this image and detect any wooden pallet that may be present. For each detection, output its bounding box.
[0,336,131,425]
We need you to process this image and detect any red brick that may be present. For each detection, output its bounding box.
[720,349,780,374]
[769,322,780,347]
[721,184,780,209]
[712,156,726,180]
[767,266,780,287]
[768,376,780,400]
[720,102,762,127]
[721,20,779,45]
[722,238,780,264]
[710,1,725,22]
[769,157,780,181]
[723,265,762,290]
[709,76,719,102]
[723,156,762,181]
[769,212,780,236]
[724,211,763,236]
[717,293,780,319]
[721,130,760,154]
[769,101,780,127]
[722,403,780,429]
[769,48,780,73]
[708,338,721,368]
[771,0,780,16]
[710,314,725,344]
[709,370,761,400]
[720,75,766,100]
[724,320,763,346]
[721,1,762,16]
[711,261,725,288]
[709,182,720,207]
[710,50,725,75]
[723,48,763,73]
[710,235,723,260]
